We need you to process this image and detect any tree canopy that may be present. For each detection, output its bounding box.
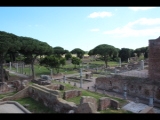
[53,46,65,57]
[0,31,21,82]
[71,48,85,59]
[92,44,117,68]
[118,48,134,62]
[40,55,66,74]
[71,57,81,68]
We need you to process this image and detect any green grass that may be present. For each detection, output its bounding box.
[15,97,55,113]
[4,60,128,79]
[0,91,17,99]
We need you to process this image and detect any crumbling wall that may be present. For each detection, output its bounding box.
[63,89,81,100]
[28,84,78,113]
[45,84,65,90]
[149,36,160,81]
[80,96,97,109]
[98,97,119,111]
[0,86,29,102]
[95,76,160,102]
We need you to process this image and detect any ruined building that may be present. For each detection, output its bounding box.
[149,36,160,82]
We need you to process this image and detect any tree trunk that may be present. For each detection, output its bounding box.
[104,55,108,68]
[31,55,37,80]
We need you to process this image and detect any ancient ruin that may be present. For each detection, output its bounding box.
[148,36,160,81]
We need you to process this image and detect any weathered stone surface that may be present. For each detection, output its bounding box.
[0,82,9,93]
[76,102,97,113]
[149,37,160,81]
[28,85,77,113]
[85,74,92,79]
[98,97,111,111]
[46,84,65,90]
[80,96,97,109]
[63,89,81,100]
[110,99,119,110]
[32,78,51,85]
[40,75,52,80]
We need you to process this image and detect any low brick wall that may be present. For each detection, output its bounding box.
[28,84,78,113]
[0,82,10,93]
[63,89,82,100]
[32,84,61,98]
[76,102,97,113]
[98,97,111,111]
[45,84,65,90]
[98,97,119,110]
[85,73,92,79]
[80,96,97,109]
[0,87,29,102]
[110,99,119,110]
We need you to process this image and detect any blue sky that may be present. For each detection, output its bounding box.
[0,7,159,51]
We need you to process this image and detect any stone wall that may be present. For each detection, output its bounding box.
[45,84,65,90]
[0,82,10,93]
[98,97,110,111]
[28,84,78,113]
[98,97,119,110]
[63,89,82,100]
[149,36,160,81]
[0,86,29,102]
[76,102,97,113]
[95,75,160,103]
[80,96,97,109]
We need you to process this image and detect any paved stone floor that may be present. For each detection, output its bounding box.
[117,69,148,78]
[0,104,25,113]
[122,102,160,113]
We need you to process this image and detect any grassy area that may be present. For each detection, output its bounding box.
[0,91,17,99]
[15,97,55,113]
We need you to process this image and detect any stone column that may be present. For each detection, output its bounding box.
[123,84,127,99]
[95,85,97,92]
[9,62,11,70]
[16,63,18,72]
[22,62,24,74]
[50,69,53,79]
[20,62,22,74]
[29,64,32,76]
[105,69,107,75]
[119,58,121,67]
[141,60,144,70]
[80,68,82,88]
[149,97,154,107]
[96,67,98,72]
[63,75,66,83]
[128,58,130,63]
[114,69,117,74]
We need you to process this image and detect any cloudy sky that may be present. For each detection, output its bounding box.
[0,7,159,51]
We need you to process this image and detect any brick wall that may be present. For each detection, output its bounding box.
[63,89,81,100]
[149,36,160,81]
[95,76,160,102]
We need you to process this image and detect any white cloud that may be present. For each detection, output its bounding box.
[103,18,160,38]
[90,28,100,32]
[88,12,113,18]
[128,7,156,11]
